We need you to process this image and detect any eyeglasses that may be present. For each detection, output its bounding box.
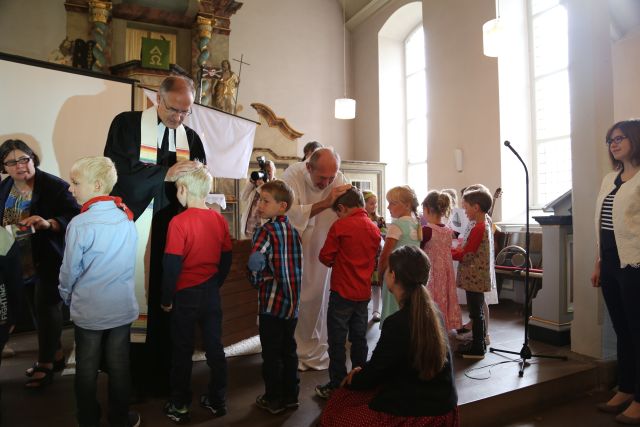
[161,97,192,117]
[3,157,31,167]
[606,135,627,146]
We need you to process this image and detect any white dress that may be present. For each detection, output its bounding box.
[281,162,349,370]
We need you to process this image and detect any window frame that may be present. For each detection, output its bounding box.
[404,24,427,201]
[527,0,572,207]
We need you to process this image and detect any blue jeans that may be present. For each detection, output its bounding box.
[258,314,299,402]
[170,280,227,408]
[327,291,369,388]
[74,323,131,427]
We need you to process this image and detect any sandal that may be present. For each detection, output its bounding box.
[25,366,53,389]
[25,357,65,377]
[25,362,39,377]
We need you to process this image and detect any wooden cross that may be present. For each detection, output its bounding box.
[232,54,250,115]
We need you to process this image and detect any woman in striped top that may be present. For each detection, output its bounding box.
[591,119,640,424]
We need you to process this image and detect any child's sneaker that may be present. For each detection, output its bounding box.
[283,395,300,410]
[163,402,190,424]
[456,341,486,359]
[199,394,227,417]
[314,383,335,400]
[255,394,285,414]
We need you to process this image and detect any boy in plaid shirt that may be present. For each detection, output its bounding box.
[247,180,303,415]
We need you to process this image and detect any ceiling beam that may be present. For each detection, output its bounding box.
[346,0,391,30]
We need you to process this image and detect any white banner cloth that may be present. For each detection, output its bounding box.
[144,88,256,179]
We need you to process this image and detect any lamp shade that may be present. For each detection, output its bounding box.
[482,18,503,57]
[335,98,356,119]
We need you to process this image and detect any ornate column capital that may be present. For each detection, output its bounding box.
[88,0,112,24]
[196,15,213,39]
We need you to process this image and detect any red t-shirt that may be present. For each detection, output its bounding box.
[165,208,232,291]
[319,208,382,301]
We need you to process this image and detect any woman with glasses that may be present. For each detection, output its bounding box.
[0,139,79,389]
[592,120,640,424]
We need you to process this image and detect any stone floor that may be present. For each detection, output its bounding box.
[0,301,619,426]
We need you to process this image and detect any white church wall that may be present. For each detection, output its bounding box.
[229,0,354,160]
[612,27,640,122]
[352,0,501,208]
[421,0,501,201]
[351,0,418,164]
[0,0,66,61]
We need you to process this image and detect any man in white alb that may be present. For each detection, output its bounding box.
[281,148,351,370]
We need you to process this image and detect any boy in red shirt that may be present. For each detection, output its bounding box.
[160,165,232,423]
[315,187,381,399]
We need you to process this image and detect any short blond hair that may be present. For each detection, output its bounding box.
[386,185,420,217]
[175,164,212,199]
[71,156,118,195]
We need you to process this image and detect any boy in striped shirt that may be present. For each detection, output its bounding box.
[247,180,303,415]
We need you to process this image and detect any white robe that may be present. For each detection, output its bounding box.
[281,162,349,370]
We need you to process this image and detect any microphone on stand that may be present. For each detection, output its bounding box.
[490,140,567,376]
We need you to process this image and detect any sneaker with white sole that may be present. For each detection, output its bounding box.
[200,394,227,417]
[255,394,285,414]
[314,383,335,400]
[163,402,190,424]
[283,396,300,409]
[456,341,486,359]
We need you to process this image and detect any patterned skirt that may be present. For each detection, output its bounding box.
[320,387,459,427]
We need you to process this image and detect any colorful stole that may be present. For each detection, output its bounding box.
[140,106,190,164]
[81,196,134,220]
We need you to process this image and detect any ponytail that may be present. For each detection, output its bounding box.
[389,246,447,380]
[409,285,447,380]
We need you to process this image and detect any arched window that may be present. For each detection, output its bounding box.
[378,2,425,204]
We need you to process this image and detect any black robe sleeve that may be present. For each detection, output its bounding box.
[104,112,169,220]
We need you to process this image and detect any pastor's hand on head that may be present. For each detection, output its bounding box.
[327,184,352,205]
[165,160,201,182]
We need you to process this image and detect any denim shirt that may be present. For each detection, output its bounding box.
[58,200,138,330]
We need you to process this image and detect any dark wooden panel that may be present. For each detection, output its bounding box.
[219,239,258,344]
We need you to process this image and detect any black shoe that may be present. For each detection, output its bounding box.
[283,395,300,410]
[314,383,335,400]
[163,402,190,424]
[200,394,227,417]
[255,394,285,414]
[128,411,141,427]
[456,341,486,359]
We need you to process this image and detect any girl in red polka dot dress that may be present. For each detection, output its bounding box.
[320,245,459,427]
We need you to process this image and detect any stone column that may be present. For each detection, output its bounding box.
[88,0,112,72]
[194,15,213,106]
[567,0,615,359]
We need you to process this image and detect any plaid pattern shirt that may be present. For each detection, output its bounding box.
[249,215,303,319]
